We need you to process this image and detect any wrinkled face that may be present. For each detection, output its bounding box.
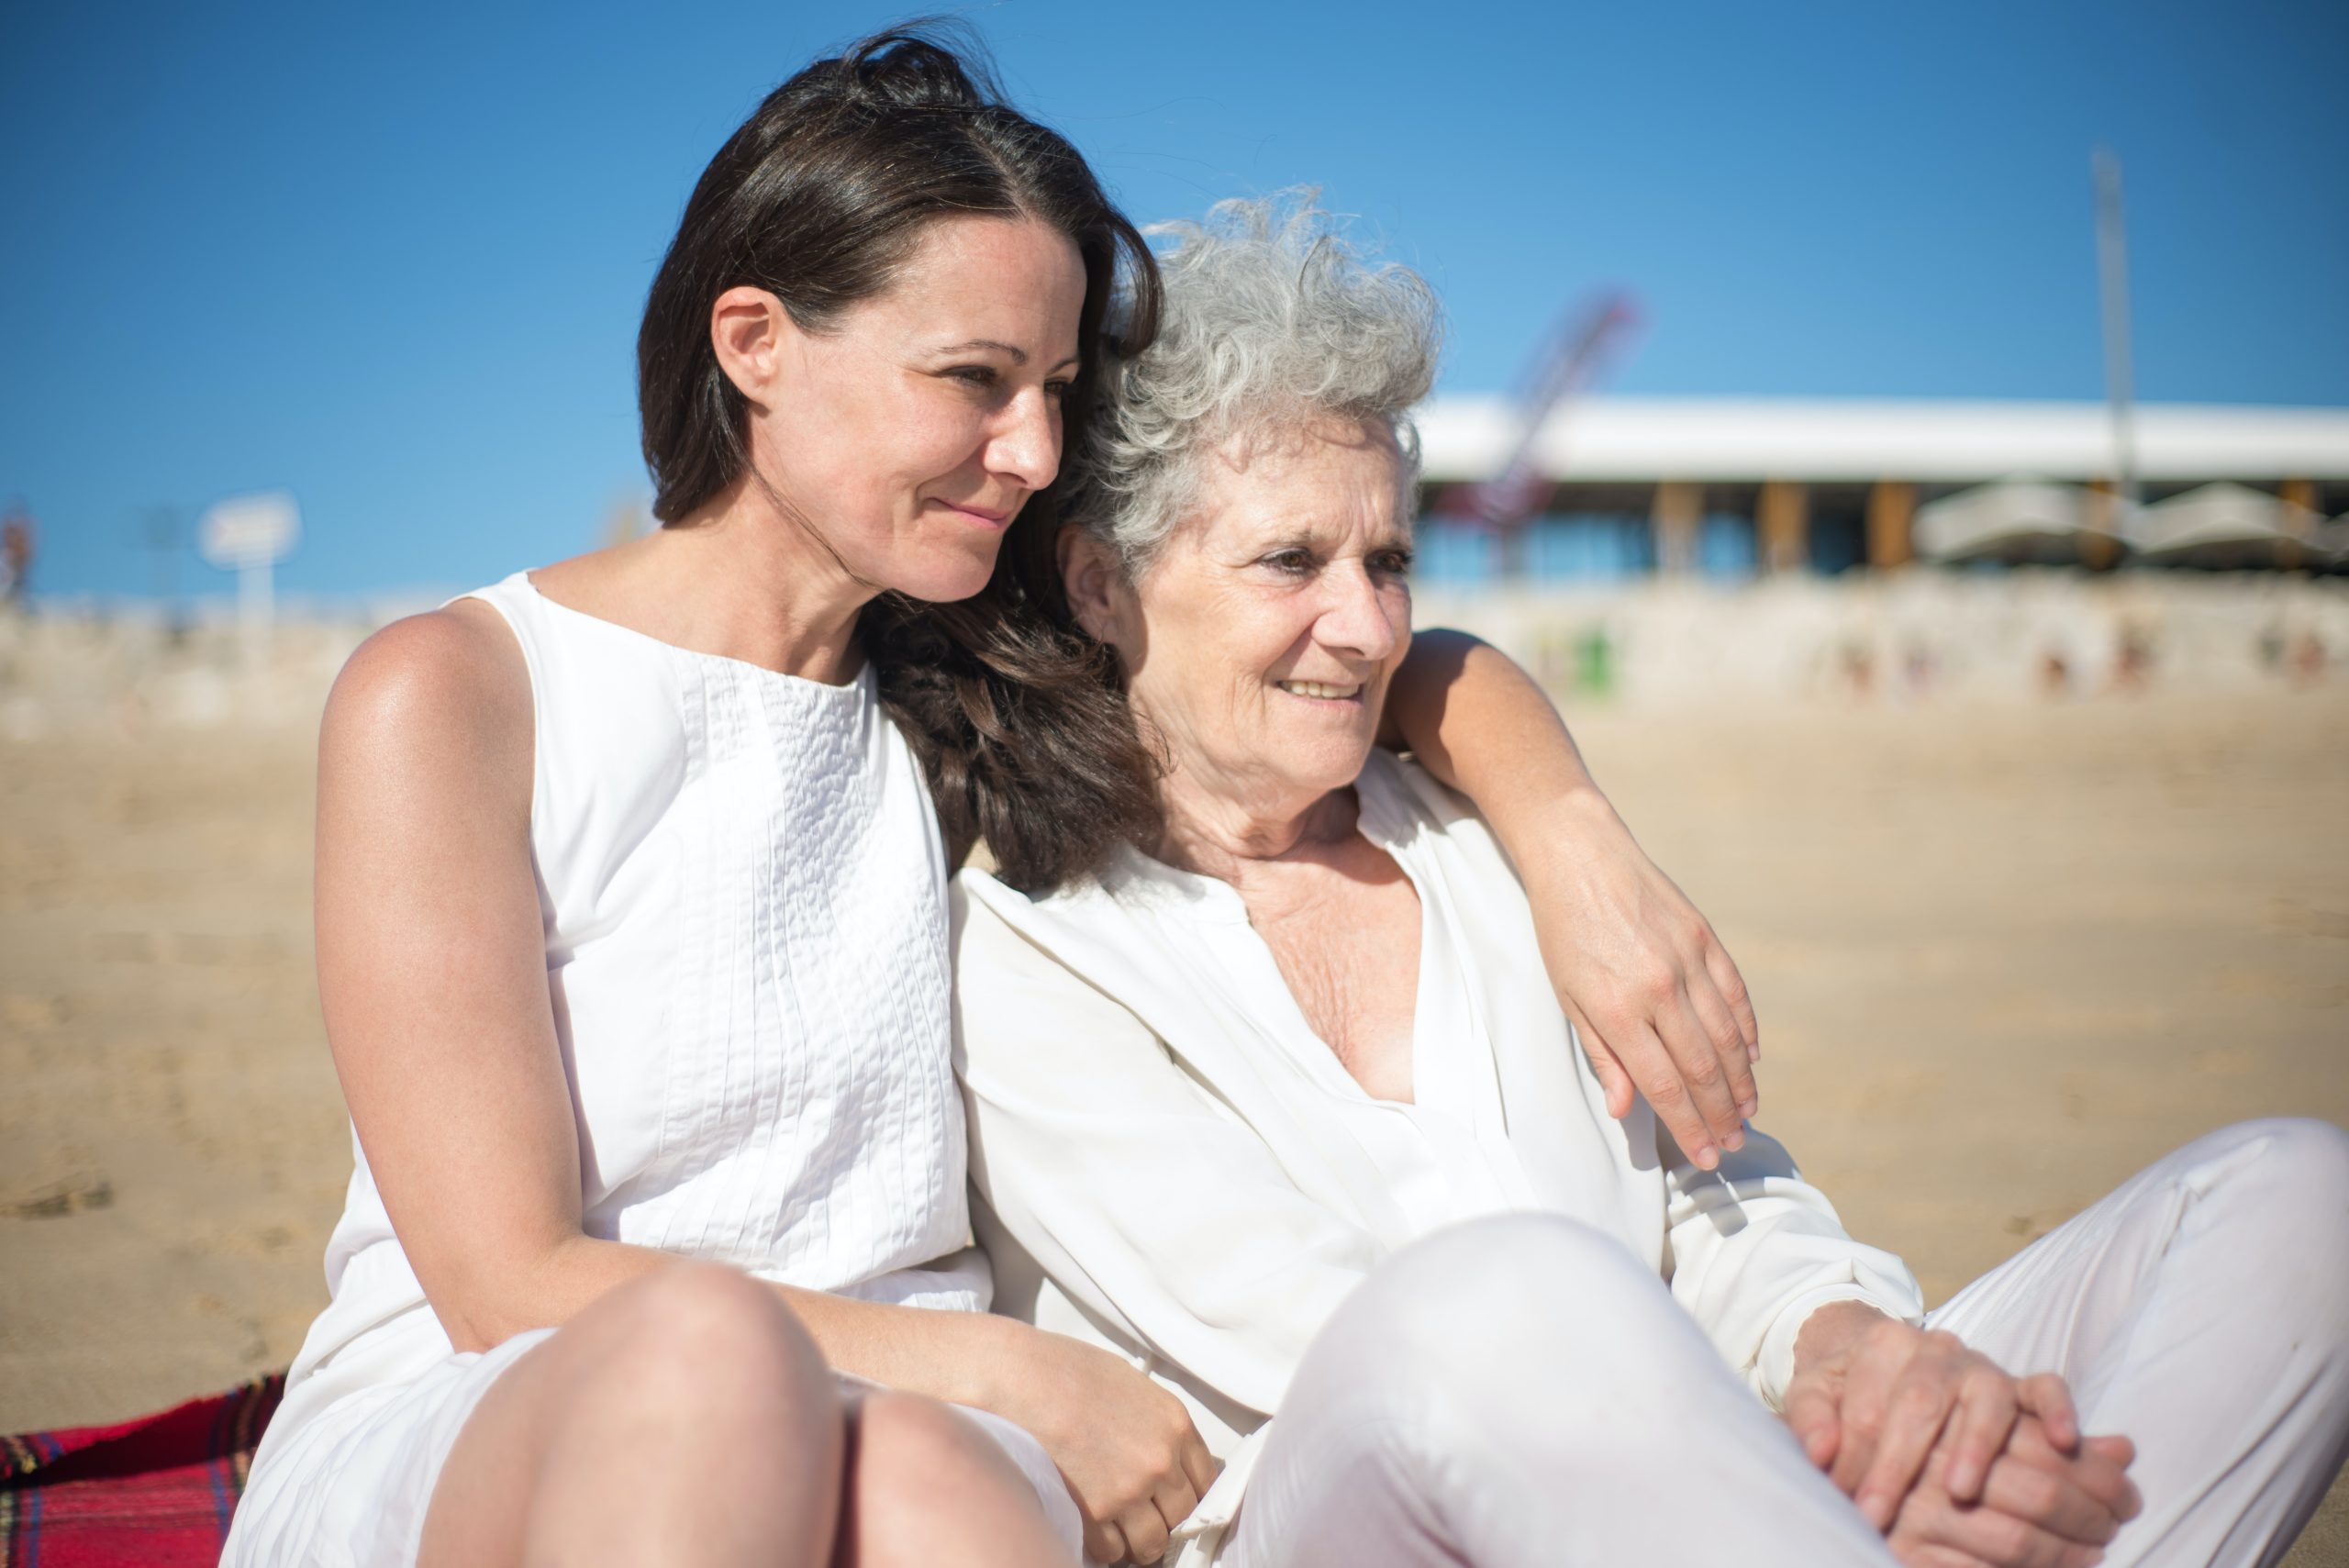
[1089,418,1415,816]
[740,215,1088,603]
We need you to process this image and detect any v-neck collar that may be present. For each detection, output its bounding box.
[1108,757,1516,1149]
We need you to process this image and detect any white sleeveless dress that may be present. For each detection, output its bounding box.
[224,572,1073,1566]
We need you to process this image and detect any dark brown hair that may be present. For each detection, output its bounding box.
[637,22,1155,523]
[635,22,1163,891]
[863,501,1163,893]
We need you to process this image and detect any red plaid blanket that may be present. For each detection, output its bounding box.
[1,1376,283,1567]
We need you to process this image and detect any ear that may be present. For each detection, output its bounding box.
[708,286,796,406]
[1058,527,1129,647]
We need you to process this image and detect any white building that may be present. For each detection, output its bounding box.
[1411,398,2349,575]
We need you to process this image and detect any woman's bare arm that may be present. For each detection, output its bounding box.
[1382,628,1760,1167]
[314,603,596,1351]
[314,606,1208,1554]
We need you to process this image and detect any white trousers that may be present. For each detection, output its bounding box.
[1221,1118,2349,1568]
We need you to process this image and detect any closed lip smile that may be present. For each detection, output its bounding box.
[941,499,1014,528]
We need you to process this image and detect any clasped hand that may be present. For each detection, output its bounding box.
[1783,1306,2142,1568]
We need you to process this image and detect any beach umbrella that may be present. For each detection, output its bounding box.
[1913,479,2121,565]
[2313,513,2349,573]
[2131,482,2325,569]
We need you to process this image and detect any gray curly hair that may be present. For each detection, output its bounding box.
[1065,190,1444,573]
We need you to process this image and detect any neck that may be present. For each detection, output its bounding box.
[630,472,874,683]
[1154,763,1358,884]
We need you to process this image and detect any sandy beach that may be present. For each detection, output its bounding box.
[2,679,2343,1561]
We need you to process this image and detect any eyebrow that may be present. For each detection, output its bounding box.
[932,339,1082,373]
[1245,523,1417,554]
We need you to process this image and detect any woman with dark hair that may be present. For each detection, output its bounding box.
[223,27,1769,1568]
[224,32,1175,1567]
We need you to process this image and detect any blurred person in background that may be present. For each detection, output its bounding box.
[222,27,1767,1568]
[1,500,34,606]
[952,195,2349,1568]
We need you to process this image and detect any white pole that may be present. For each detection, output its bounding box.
[239,556,273,672]
[2092,147,2140,523]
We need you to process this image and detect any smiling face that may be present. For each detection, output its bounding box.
[1070,417,1415,825]
[723,214,1090,604]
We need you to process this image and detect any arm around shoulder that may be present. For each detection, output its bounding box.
[1385,626,1764,1162]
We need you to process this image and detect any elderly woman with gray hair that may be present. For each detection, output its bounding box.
[949,195,2349,1568]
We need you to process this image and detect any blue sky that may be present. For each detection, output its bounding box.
[4,0,2344,599]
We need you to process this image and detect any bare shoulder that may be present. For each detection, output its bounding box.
[320,599,533,815]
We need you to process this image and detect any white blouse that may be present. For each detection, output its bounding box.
[953,750,1922,1555]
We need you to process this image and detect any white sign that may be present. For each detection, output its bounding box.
[199,491,300,569]
[199,490,301,668]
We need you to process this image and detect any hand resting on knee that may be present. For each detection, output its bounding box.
[978,1330,1219,1566]
[1887,1415,2138,1568]
[1784,1304,2141,1568]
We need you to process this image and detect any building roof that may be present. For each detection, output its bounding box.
[1414,397,2349,484]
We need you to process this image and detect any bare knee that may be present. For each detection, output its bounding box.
[423,1266,843,1568]
[629,1267,831,1380]
[580,1263,837,1437]
[856,1393,1019,1488]
[845,1393,1064,1567]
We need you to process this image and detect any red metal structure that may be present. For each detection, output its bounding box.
[1441,291,1642,539]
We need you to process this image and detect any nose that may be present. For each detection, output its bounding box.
[1316,561,1404,665]
[985,386,1062,494]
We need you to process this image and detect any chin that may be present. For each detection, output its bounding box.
[1282,741,1379,795]
[889,544,1005,606]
